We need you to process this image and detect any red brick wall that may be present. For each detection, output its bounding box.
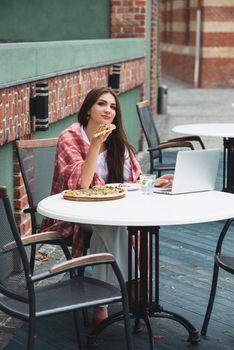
[161,0,234,87]
[47,67,109,124]
[0,86,31,146]
[121,58,145,92]
[111,0,146,38]
[161,52,195,83]
[14,159,32,235]
[111,0,147,102]
[200,58,234,87]
[47,60,145,126]
[111,0,160,113]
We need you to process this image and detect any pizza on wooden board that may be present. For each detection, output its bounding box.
[62,185,126,201]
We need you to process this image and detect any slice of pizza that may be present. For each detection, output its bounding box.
[93,123,116,138]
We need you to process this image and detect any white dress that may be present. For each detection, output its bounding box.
[81,126,134,285]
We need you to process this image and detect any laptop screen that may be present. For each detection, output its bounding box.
[154,148,221,195]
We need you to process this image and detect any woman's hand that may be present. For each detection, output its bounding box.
[91,129,112,146]
[155,174,174,187]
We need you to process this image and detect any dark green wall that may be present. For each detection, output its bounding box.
[0,142,13,203]
[0,0,110,42]
[35,115,77,139]
[119,87,141,150]
[0,39,144,87]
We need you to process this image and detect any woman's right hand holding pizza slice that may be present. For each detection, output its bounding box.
[91,123,116,145]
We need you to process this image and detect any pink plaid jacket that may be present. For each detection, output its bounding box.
[41,122,141,257]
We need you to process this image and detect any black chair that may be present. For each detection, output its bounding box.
[15,138,92,270]
[136,100,205,176]
[0,186,133,350]
[201,219,234,336]
[15,138,58,236]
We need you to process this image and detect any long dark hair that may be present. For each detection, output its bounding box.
[78,86,135,183]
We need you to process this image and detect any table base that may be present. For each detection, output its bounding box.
[87,309,200,349]
[87,226,200,350]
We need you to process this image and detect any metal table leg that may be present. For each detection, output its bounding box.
[223,137,234,193]
[127,226,200,350]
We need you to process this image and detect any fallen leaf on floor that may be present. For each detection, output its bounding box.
[153,335,165,340]
[36,251,51,262]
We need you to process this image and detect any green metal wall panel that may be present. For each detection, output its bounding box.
[0,0,110,42]
[0,142,13,203]
[35,115,77,139]
[119,87,141,150]
[0,38,144,87]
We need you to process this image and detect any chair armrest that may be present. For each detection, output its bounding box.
[30,253,115,283]
[21,231,63,245]
[49,253,115,274]
[148,141,194,152]
[23,206,37,214]
[147,146,160,152]
[4,231,63,250]
[168,136,205,149]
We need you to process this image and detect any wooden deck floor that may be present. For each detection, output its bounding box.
[4,155,234,350]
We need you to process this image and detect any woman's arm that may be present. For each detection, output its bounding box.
[53,125,104,191]
[80,130,112,188]
[80,139,102,188]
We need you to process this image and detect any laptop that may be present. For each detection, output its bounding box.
[154,148,221,195]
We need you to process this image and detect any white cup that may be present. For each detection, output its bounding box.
[140,174,156,194]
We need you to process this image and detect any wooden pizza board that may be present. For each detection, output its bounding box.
[62,190,126,202]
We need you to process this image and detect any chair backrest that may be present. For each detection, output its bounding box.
[136,100,162,161]
[136,100,161,148]
[15,138,58,233]
[0,186,30,302]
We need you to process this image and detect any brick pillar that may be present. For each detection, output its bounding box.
[150,0,158,113]
[111,0,147,101]
[13,156,32,236]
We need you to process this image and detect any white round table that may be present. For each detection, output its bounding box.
[38,190,234,226]
[173,123,234,193]
[38,190,234,349]
[173,123,234,138]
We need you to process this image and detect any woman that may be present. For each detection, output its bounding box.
[41,86,171,324]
